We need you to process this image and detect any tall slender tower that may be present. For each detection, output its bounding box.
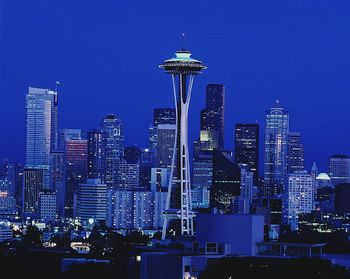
[263,100,289,197]
[160,49,206,239]
[26,87,58,188]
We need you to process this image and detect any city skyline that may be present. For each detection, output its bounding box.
[1,1,350,172]
[1,2,350,278]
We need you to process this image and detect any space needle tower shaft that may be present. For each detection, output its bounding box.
[159,49,206,239]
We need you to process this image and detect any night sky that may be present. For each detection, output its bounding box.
[1,0,350,172]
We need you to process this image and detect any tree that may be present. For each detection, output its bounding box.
[23,225,42,247]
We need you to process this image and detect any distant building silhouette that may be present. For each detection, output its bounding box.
[87,130,106,182]
[210,149,241,214]
[23,168,43,217]
[329,154,350,187]
[235,123,259,184]
[287,132,304,174]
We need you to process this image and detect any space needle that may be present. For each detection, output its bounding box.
[160,46,206,239]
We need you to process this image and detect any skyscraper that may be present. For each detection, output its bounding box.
[149,108,176,153]
[23,168,43,216]
[263,101,289,196]
[238,165,254,214]
[50,151,65,218]
[117,159,140,191]
[210,149,241,214]
[153,108,176,125]
[286,171,313,231]
[87,130,106,181]
[234,123,259,183]
[26,87,58,188]
[329,155,350,186]
[100,114,124,187]
[201,84,225,150]
[64,135,88,217]
[139,148,156,191]
[156,124,176,168]
[287,132,304,174]
[0,159,19,215]
[191,150,213,209]
[160,49,206,238]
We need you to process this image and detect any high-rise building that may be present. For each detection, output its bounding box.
[201,84,225,150]
[150,167,169,192]
[286,171,313,231]
[117,159,140,191]
[315,172,334,213]
[329,155,350,186]
[335,183,350,214]
[60,129,82,149]
[133,192,155,229]
[210,149,241,214]
[156,124,176,168]
[50,151,65,218]
[191,150,213,209]
[26,87,58,188]
[87,130,106,181]
[0,178,16,216]
[124,146,141,164]
[75,179,107,224]
[0,159,19,215]
[149,108,176,154]
[234,123,259,183]
[23,168,43,217]
[287,132,304,174]
[106,190,134,229]
[160,49,206,238]
[64,137,88,217]
[238,165,254,214]
[139,148,156,191]
[106,189,167,230]
[263,101,289,197]
[39,190,56,222]
[101,114,124,187]
[193,130,219,156]
[153,108,176,126]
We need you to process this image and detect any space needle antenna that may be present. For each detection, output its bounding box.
[181,33,186,50]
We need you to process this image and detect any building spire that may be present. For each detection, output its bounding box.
[311,161,318,175]
[181,33,186,50]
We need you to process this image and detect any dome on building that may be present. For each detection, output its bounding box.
[316,173,331,180]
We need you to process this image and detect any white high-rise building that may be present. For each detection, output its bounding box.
[26,87,58,188]
[106,190,134,229]
[134,192,155,229]
[75,179,107,224]
[106,189,167,230]
[286,171,313,230]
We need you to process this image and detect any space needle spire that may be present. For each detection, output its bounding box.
[159,48,207,239]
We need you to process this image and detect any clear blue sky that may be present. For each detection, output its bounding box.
[1,0,350,172]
